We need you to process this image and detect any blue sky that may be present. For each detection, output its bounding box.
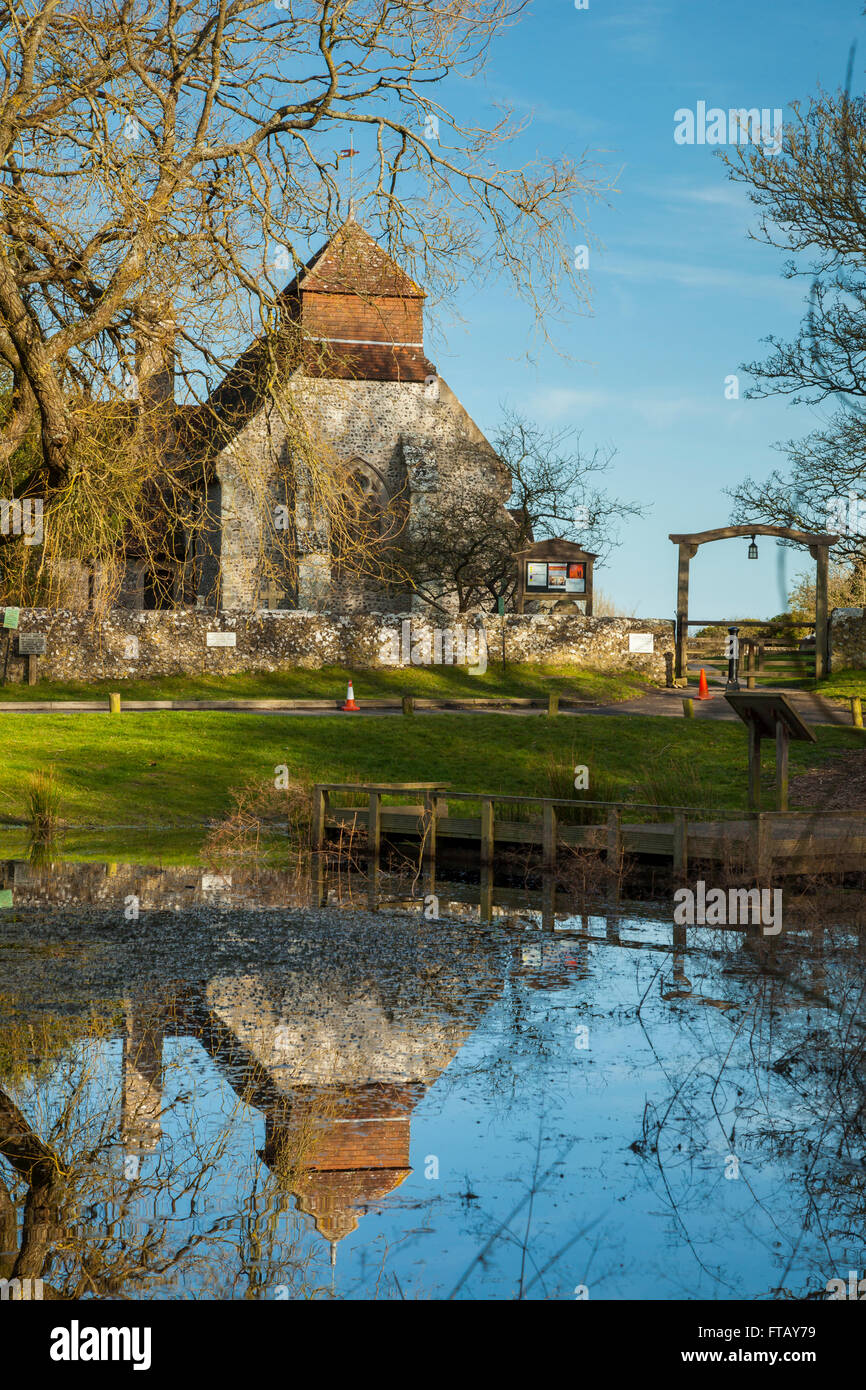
[395,0,863,619]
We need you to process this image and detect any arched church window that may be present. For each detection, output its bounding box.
[333,460,387,577]
[346,466,382,530]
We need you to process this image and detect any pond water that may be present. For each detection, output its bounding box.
[1,844,865,1301]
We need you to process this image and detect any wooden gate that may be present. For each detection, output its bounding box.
[687,620,816,690]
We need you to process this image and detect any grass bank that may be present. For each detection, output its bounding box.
[0,711,860,839]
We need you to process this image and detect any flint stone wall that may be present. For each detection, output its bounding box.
[2,609,675,683]
[829,608,866,671]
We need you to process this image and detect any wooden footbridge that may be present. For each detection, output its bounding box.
[311,783,866,879]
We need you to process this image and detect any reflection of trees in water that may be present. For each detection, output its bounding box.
[0,1000,328,1299]
[422,911,866,1299]
[629,923,866,1299]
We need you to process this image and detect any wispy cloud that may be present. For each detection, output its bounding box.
[480,80,606,137]
[639,180,751,212]
[595,3,671,58]
[527,384,737,430]
[602,253,796,299]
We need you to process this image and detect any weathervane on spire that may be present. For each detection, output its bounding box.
[336,133,356,218]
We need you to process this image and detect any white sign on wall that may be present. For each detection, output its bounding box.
[206,631,237,648]
[123,636,139,660]
[628,632,654,654]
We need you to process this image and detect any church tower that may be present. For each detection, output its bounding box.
[284,216,433,384]
[204,216,510,614]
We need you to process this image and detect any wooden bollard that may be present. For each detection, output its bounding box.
[548,693,559,717]
[852,696,863,729]
[682,697,694,719]
[402,694,414,716]
[109,692,121,715]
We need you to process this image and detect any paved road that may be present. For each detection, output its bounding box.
[0,686,858,725]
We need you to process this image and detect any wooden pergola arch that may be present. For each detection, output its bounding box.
[668,524,839,682]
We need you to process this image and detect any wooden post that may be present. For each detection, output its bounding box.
[673,811,687,880]
[675,541,694,681]
[423,850,436,909]
[311,786,327,851]
[480,797,494,865]
[423,792,437,862]
[775,721,789,812]
[435,794,449,874]
[745,641,756,690]
[542,802,557,870]
[548,693,559,717]
[607,808,622,898]
[682,697,694,719]
[366,860,380,912]
[367,792,381,858]
[756,641,765,673]
[673,923,687,983]
[401,694,414,716]
[814,541,830,680]
[541,872,556,931]
[852,696,863,729]
[109,692,121,714]
[747,722,762,812]
[26,654,38,686]
[755,811,771,885]
[310,848,327,908]
[479,863,494,924]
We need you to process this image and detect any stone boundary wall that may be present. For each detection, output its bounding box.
[2,608,676,684]
[829,608,866,671]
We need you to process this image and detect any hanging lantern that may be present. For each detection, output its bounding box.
[747,534,758,560]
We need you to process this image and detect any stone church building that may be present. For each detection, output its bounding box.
[116,217,514,614]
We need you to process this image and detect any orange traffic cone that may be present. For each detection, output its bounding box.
[697,668,712,700]
[341,680,360,712]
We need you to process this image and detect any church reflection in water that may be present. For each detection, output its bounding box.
[120,928,509,1264]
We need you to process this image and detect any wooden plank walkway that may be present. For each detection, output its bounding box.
[312,783,866,878]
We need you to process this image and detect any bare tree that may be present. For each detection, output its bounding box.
[0,0,612,606]
[400,408,643,612]
[721,68,866,573]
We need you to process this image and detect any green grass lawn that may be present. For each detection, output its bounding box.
[0,711,860,850]
[0,662,646,705]
[814,669,866,698]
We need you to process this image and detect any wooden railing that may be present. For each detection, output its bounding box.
[310,783,866,880]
